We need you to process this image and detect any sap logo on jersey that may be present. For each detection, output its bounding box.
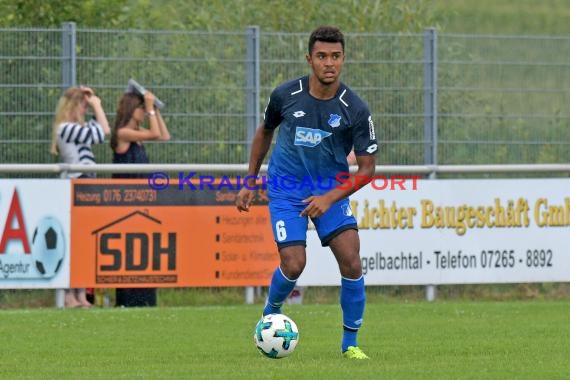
[294,127,332,147]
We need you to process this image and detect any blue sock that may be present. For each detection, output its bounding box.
[263,267,297,316]
[340,276,365,352]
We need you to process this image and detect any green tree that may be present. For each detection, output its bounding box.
[0,0,438,33]
[0,0,131,27]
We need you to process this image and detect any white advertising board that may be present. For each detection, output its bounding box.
[0,180,71,288]
[299,179,570,286]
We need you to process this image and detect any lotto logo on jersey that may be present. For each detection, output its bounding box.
[294,127,332,147]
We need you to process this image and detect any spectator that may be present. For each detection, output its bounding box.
[51,85,110,308]
[110,89,170,307]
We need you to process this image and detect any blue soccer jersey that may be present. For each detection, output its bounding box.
[264,75,378,201]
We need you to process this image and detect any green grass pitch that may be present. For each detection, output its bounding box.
[1,301,568,379]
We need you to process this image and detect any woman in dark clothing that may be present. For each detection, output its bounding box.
[111,90,170,174]
[110,89,170,306]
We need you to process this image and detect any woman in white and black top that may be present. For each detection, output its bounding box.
[51,85,110,179]
[50,85,110,308]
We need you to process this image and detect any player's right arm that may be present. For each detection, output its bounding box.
[236,122,274,212]
[236,87,284,212]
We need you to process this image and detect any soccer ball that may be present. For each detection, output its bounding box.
[31,216,66,278]
[254,313,299,359]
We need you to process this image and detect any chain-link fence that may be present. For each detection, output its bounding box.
[1,25,570,175]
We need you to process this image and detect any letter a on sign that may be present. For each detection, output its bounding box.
[0,189,31,254]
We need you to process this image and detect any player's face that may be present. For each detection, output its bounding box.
[306,41,344,85]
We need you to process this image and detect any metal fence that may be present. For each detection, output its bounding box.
[1,24,570,175]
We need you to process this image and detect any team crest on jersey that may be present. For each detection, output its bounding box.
[328,114,342,128]
[294,127,332,147]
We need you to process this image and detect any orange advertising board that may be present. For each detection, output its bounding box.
[70,179,279,288]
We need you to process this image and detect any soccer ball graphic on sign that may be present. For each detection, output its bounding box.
[31,216,66,278]
[254,313,299,358]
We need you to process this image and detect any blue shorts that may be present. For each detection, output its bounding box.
[268,198,357,248]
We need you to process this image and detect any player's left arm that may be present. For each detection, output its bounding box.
[300,153,375,216]
[301,111,377,218]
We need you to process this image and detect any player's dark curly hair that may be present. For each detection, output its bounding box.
[308,26,345,54]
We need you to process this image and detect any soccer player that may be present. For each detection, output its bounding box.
[236,25,378,359]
